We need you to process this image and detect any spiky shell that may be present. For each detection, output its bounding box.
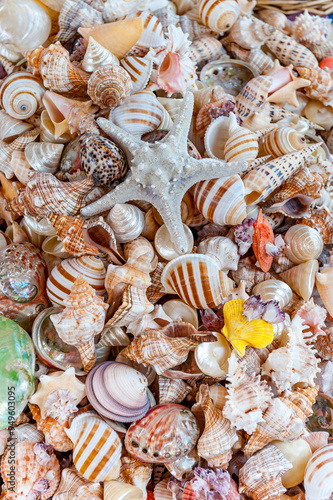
[266,30,319,70]
[296,67,333,102]
[229,16,275,49]
[87,65,132,109]
[198,0,240,33]
[29,403,73,452]
[312,41,333,60]
[291,10,331,48]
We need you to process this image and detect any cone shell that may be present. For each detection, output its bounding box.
[194,174,247,225]
[252,280,292,309]
[0,71,45,119]
[109,91,164,138]
[229,16,275,50]
[304,444,333,500]
[284,225,323,264]
[79,18,144,60]
[25,142,64,174]
[265,31,319,70]
[316,267,333,318]
[188,37,222,64]
[82,36,120,73]
[104,481,143,500]
[1,441,61,500]
[280,259,319,301]
[261,127,306,158]
[125,403,200,463]
[161,253,234,309]
[198,0,240,33]
[65,412,122,482]
[88,65,132,109]
[46,255,106,307]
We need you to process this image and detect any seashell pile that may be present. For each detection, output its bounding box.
[1,1,333,499]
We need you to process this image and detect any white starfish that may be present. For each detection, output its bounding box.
[81,92,248,253]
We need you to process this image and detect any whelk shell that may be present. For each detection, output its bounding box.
[82,36,120,73]
[283,225,323,264]
[228,16,275,50]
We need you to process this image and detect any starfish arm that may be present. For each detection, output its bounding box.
[181,157,248,191]
[97,117,143,156]
[164,91,194,154]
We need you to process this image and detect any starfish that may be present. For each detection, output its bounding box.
[81,92,247,253]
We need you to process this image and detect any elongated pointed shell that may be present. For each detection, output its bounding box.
[199,0,240,33]
[280,259,318,301]
[25,142,64,174]
[265,30,319,70]
[88,65,132,109]
[316,267,333,318]
[0,71,45,119]
[194,174,247,225]
[236,75,272,118]
[284,225,323,264]
[304,444,333,500]
[252,280,292,309]
[82,36,119,73]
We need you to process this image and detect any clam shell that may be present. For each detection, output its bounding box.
[88,65,132,109]
[0,71,45,120]
[316,267,333,318]
[82,36,119,73]
[198,0,240,33]
[304,444,333,500]
[25,142,64,174]
[280,259,319,302]
[252,280,292,309]
[284,225,323,264]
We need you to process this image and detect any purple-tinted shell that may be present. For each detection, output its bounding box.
[234,219,255,256]
[262,300,285,324]
[243,296,266,321]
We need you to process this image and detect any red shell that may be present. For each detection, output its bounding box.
[252,209,274,272]
[319,57,333,70]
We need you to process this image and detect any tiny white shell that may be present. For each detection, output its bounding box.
[195,334,230,378]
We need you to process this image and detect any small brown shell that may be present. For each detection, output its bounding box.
[29,403,73,452]
[87,64,132,109]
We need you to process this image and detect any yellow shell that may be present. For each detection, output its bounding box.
[221,299,274,356]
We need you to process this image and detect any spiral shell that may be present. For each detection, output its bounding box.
[120,53,154,94]
[188,37,222,64]
[304,444,333,500]
[252,280,292,309]
[283,225,323,265]
[0,71,45,120]
[11,151,34,185]
[312,41,333,61]
[0,110,33,141]
[106,204,145,243]
[265,31,318,70]
[82,36,119,73]
[53,468,103,500]
[87,65,132,109]
[203,114,235,159]
[280,259,319,302]
[25,142,64,174]
[229,16,275,50]
[236,75,272,118]
[228,44,274,74]
[224,113,259,163]
[198,0,240,33]
[316,267,333,318]
[303,100,333,131]
[296,67,333,103]
[132,11,165,49]
[261,127,306,158]
[257,10,290,33]
[55,0,105,43]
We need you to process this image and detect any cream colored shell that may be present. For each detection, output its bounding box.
[284,225,323,264]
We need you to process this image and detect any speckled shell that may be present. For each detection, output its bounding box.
[120,53,154,94]
[55,0,105,43]
[161,253,234,309]
[239,444,292,500]
[291,10,331,48]
[316,267,333,318]
[29,403,73,452]
[65,412,122,482]
[194,174,247,225]
[284,225,323,264]
[198,0,240,33]
[280,259,319,301]
[304,444,333,500]
[265,31,319,70]
[229,16,275,49]
[1,441,60,500]
[87,65,132,109]
[0,71,45,120]
[236,75,272,118]
[228,44,274,74]
[53,468,103,500]
[82,36,120,73]
[125,404,200,463]
[46,255,106,307]
[188,37,222,64]
[252,280,292,309]
[261,127,306,158]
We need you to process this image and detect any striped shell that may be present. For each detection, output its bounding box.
[11,151,34,185]
[188,37,222,64]
[198,0,240,33]
[87,65,132,109]
[236,75,272,118]
[25,142,64,174]
[0,71,45,119]
[65,412,122,482]
[120,53,154,94]
[252,280,292,310]
[265,31,319,70]
[224,114,259,162]
[280,259,319,301]
[316,267,333,318]
[161,253,234,309]
[304,444,333,500]
[106,203,145,243]
[194,174,247,225]
[82,36,119,73]
[312,41,333,61]
[46,255,106,307]
[284,225,323,264]
[203,113,235,159]
[53,468,103,500]
[0,109,33,140]
[261,127,306,158]
[299,208,333,244]
[229,16,275,50]
[228,44,274,74]
[109,91,164,138]
[55,0,105,43]
[130,11,165,49]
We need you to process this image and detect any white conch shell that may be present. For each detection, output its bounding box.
[304,444,333,500]
[104,481,143,500]
[0,71,45,120]
[162,299,198,328]
[106,203,145,243]
[25,142,64,174]
[0,110,33,140]
[316,267,333,318]
[154,223,193,261]
[252,279,292,309]
[284,225,323,265]
[82,36,119,73]
[272,439,312,489]
[197,236,239,272]
[194,333,231,378]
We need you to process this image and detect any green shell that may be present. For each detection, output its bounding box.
[0,316,35,430]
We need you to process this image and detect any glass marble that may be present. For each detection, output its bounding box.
[200,59,258,97]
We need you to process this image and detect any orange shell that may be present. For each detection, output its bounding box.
[319,57,333,70]
[252,209,274,272]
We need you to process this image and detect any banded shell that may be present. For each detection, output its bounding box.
[0,110,33,140]
[82,36,119,73]
[228,44,274,74]
[46,255,106,307]
[107,204,145,243]
[197,236,239,272]
[252,280,292,309]
[261,127,306,158]
[158,376,192,404]
[198,0,240,33]
[53,468,103,500]
[87,65,132,109]
[280,259,319,301]
[236,75,272,118]
[130,11,165,49]
[65,412,122,482]
[224,113,260,163]
[25,142,64,174]
[120,52,154,94]
[284,225,323,264]
[312,41,333,61]
[304,444,333,500]
[0,127,40,179]
[194,174,247,226]
[188,37,222,64]
[228,16,275,50]
[265,31,318,70]
[161,253,234,309]
[55,0,105,43]
[204,114,235,159]
[109,91,165,138]
[0,71,45,120]
[104,481,143,500]
[125,404,200,463]
[316,268,333,318]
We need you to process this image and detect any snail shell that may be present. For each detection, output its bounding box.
[198,0,240,33]
[0,71,45,120]
[106,204,145,243]
[25,143,64,174]
[229,16,275,50]
[82,36,119,73]
[284,225,323,264]
[304,444,333,500]
[0,110,33,140]
[261,127,306,158]
[87,64,132,109]
[252,280,292,309]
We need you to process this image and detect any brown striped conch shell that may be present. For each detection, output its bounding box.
[29,403,73,452]
[53,468,103,500]
[50,277,108,372]
[104,481,143,500]
[104,284,154,329]
[224,113,269,163]
[280,259,319,301]
[239,444,292,500]
[198,0,240,33]
[121,51,154,94]
[299,208,333,244]
[283,225,323,264]
[65,412,122,482]
[227,16,275,49]
[55,0,105,43]
[196,384,238,468]
[0,71,45,120]
[188,37,222,64]
[261,127,306,158]
[1,441,61,500]
[106,203,145,243]
[79,17,144,60]
[316,267,333,318]
[87,65,132,109]
[161,253,235,309]
[0,127,40,179]
[265,30,318,70]
[25,142,64,175]
[83,36,120,73]
[304,444,333,500]
[236,75,272,118]
[158,376,192,404]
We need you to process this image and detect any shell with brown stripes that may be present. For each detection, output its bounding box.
[261,127,307,159]
[198,0,240,33]
[161,253,235,309]
[304,444,333,500]
[193,174,247,226]
[65,412,122,482]
[265,30,319,70]
[224,112,259,163]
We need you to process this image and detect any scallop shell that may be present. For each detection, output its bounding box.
[197,236,239,272]
[194,174,246,226]
[65,412,122,482]
[280,259,319,301]
[265,31,318,70]
[82,36,119,73]
[229,16,275,50]
[261,127,306,158]
[196,384,238,468]
[194,333,231,378]
[120,52,154,94]
[239,444,292,500]
[0,110,34,141]
[104,481,143,500]
[161,253,234,309]
[316,267,333,318]
[109,90,164,138]
[1,441,60,500]
[198,0,240,33]
[54,468,103,500]
[0,71,45,120]
[292,10,331,48]
[304,444,333,500]
[46,255,106,307]
[25,142,64,175]
[283,225,323,264]
[236,75,272,118]
[87,65,132,109]
[106,204,145,243]
[55,0,105,43]
[252,280,292,309]
[188,37,222,64]
[79,17,144,60]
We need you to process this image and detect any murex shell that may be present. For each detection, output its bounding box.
[125,403,200,463]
